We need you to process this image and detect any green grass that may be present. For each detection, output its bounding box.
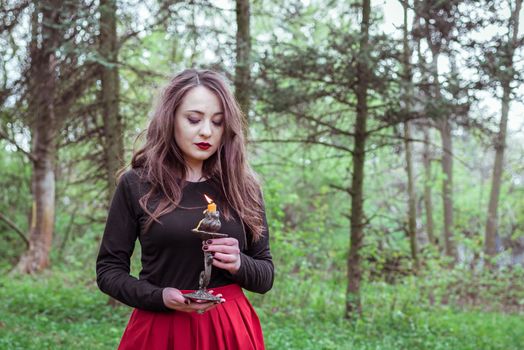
[260,309,524,350]
[254,274,524,350]
[0,270,127,349]
[1,270,523,350]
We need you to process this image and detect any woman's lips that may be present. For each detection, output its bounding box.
[196,142,211,150]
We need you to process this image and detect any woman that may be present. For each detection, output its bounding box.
[96,69,274,350]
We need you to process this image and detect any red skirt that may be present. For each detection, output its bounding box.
[117,284,265,350]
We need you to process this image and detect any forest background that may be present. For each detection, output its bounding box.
[1,0,524,349]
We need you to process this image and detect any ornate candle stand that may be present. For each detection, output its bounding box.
[183,208,228,302]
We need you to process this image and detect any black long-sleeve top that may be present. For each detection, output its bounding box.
[96,169,274,312]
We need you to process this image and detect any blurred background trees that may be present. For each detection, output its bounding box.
[1,0,524,337]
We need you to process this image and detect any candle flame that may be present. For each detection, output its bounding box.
[204,194,213,203]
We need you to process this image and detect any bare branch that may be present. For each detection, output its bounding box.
[293,111,355,138]
[0,127,37,162]
[329,183,353,196]
[0,212,29,248]
[252,138,353,154]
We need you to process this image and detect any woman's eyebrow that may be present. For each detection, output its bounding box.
[185,109,223,116]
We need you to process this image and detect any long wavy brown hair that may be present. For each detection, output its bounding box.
[127,69,265,242]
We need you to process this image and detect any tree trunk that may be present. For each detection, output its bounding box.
[439,117,456,261]
[402,0,419,270]
[414,14,436,248]
[100,0,123,204]
[429,49,457,262]
[484,86,509,256]
[235,0,251,127]
[404,121,418,267]
[422,127,436,246]
[484,0,522,257]
[16,0,60,273]
[345,0,370,319]
[100,0,124,308]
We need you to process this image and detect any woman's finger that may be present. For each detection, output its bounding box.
[212,259,230,269]
[193,301,217,312]
[204,244,239,255]
[207,238,238,246]
[194,299,210,304]
[200,300,224,313]
[213,252,237,263]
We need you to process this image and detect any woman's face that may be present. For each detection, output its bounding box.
[174,86,225,170]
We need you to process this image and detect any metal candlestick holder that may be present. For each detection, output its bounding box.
[183,209,228,302]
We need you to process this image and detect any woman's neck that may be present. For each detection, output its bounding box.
[185,161,204,182]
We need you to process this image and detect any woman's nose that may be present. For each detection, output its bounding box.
[199,120,212,137]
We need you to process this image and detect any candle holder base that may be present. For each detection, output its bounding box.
[183,289,222,302]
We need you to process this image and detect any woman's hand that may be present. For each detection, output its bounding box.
[162,287,225,313]
[203,238,241,274]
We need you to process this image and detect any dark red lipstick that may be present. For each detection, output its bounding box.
[196,142,211,150]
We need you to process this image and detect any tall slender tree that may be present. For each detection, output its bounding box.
[413,13,437,247]
[401,0,419,269]
[11,1,102,273]
[257,0,401,316]
[235,0,251,127]
[422,127,436,245]
[484,0,522,257]
[414,0,463,262]
[99,0,124,204]
[346,0,370,318]
[16,0,61,273]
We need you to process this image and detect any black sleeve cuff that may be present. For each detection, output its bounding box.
[229,252,274,294]
[151,288,172,312]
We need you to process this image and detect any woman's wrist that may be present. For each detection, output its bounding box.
[230,254,243,275]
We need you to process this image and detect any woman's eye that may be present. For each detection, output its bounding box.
[212,119,223,127]
[187,117,200,124]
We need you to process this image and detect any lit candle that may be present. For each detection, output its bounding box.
[204,194,216,212]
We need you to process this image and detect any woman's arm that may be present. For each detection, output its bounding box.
[222,199,274,294]
[96,171,170,312]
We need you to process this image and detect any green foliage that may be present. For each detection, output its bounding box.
[0,270,128,349]
[418,264,524,313]
[1,268,523,350]
[0,144,31,270]
[1,1,524,349]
